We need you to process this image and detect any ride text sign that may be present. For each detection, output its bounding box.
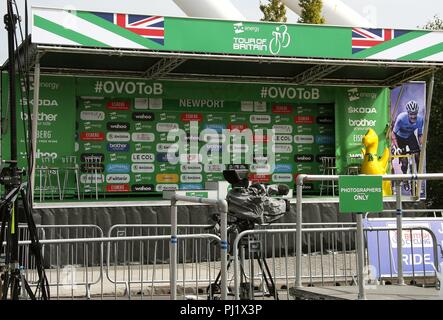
[339,176,383,213]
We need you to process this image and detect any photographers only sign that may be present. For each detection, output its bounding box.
[339,176,383,213]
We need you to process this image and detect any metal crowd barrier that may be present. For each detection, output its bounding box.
[231,226,440,300]
[295,173,443,299]
[2,221,441,300]
[12,233,220,300]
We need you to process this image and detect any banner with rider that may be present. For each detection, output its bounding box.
[390,82,426,198]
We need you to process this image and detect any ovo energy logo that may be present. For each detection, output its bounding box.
[347,88,360,101]
[233,22,245,34]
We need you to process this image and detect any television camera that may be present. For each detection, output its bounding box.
[221,169,290,233]
[206,170,291,300]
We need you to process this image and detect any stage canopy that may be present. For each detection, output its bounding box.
[15,6,443,87]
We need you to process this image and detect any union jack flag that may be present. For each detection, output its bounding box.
[94,12,165,45]
[352,28,408,54]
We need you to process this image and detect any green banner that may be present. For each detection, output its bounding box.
[76,78,336,102]
[1,75,76,169]
[339,175,383,213]
[31,8,443,62]
[335,87,390,174]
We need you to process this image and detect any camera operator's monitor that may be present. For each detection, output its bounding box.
[223,170,249,189]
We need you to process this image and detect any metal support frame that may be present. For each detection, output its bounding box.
[395,181,405,285]
[143,57,186,79]
[382,67,436,88]
[290,64,342,85]
[35,45,443,68]
[416,73,435,197]
[30,45,443,87]
[30,54,40,205]
[355,213,366,299]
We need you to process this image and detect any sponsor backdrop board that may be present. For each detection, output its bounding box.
[1,74,397,199]
[76,97,335,195]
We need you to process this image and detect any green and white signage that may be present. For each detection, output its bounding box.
[32,7,443,62]
[335,88,390,174]
[339,175,383,213]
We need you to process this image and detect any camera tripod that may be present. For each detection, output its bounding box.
[0,0,49,300]
[207,235,279,300]
[0,166,49,300]
[0,182,48,299]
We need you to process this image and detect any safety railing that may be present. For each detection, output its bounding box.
[12,233,220,300]
[105,233,221,300]
[3,222,441,300]
[231,226,440,300]
[295,173,443,299]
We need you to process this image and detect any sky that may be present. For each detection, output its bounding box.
[1,0,443,64]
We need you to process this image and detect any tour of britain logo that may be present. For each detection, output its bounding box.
[232,23,291,55]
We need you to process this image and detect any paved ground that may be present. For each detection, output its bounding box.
[290,285,441,300]
[19,252,440,300]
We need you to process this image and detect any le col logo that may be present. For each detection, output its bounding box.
[131,153,155,163]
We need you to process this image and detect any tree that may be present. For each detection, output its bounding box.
[259,0,287,23]
[423,16,443,208]
[298,0,325,24]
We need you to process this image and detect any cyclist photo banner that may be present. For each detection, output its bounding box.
[390,82,426,198]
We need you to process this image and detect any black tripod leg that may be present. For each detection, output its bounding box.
[1,203,13,300]
[2,271,10,300]
[207,257,233,299]
[257,257,278,300]
[0,206,9,300]
[21,275,35,300]
[20,188,49,300]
